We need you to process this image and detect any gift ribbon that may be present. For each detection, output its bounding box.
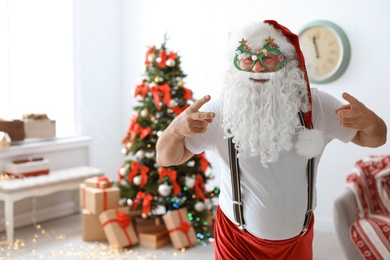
[150,84,171,110]
[158,168,181,195]
[133,191,153,214]
[168,210,193,246]
[134,79,149,98]
[194,174,206,200]
[128,161,149,187]
[102,209,133,245]
[81,185,86,208]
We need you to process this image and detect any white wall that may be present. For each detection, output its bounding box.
[78,0,390,232]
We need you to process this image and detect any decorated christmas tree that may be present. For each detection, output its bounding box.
[117,38,220,245]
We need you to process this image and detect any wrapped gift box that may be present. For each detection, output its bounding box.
[0,120,25,141]
[82,209,107,241]
[84,185,120,215]
[85,176,113,189]
[162,208,197,249]
[133,215,167,234]
[4,158,50,178]
[99,207,138,248]
[23,119,56,138]
[139,230,171,249]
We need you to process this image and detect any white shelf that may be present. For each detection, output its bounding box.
[0,136,92,159]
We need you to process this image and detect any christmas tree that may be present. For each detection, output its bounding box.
[117,38,220,245]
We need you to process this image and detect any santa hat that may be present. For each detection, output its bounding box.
[263,20,325,158]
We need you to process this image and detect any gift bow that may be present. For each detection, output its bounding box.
[157,51,177,68]
[122,114,139,144]
[130,124,153,142]
[133,191,153,214]
[194,174,206,200]
[128,161,149,187]
[172,105,189,115]
[158,167,181,195]
[134,79,149,98]
[182,87,192,100]
[145,46,155,66]
[197,152,210,172]
[150,83,171,110]
[96,176,111,188]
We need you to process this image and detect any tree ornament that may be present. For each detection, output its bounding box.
[187,160,195,167]
[166,58,176,67]
[127,199,133,206]
[135,150,145,159]
[121,148,128,155]
[140,109,149,118]
[147,53,156,63]
[118,167,126,176]
[125,142,133,150]
[177,80,184,87]
[194,201,205,212]
[170,99,178,107]
[154,76,160,83]
[158,184,172,196]
[157,131,163,137]
[145,151,155,158]
[185,176,195,189]
[120,179,128,186]
[133,175,142,186]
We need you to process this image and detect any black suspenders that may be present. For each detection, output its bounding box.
[228,111,314,235]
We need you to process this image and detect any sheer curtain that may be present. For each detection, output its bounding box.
[0,0,74,137]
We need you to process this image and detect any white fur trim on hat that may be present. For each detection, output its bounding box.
[295,128,325,159]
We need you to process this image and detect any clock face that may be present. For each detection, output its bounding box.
[299,26,343,82]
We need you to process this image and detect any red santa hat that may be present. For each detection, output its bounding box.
[262,20,325,158]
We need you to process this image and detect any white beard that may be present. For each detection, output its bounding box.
[222,60,309,166]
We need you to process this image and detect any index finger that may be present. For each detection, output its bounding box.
[191,95,211,112]
[342,92,359,106]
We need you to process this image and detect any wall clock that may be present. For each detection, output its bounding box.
[298,20,351,84]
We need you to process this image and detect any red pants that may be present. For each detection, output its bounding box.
[214,206,314,260]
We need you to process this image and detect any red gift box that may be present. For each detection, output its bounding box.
[4,158,50,178]
[99,207,138,248]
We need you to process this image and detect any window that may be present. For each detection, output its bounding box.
[0,0,74,137]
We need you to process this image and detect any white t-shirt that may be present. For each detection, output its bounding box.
[184,88,357,240]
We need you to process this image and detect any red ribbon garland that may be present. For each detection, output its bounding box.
[102,208,132,245]
[194,174,206,200]
[134,79,149,98]
[133,191,153,214]
[128,161,149,187]
[167,210,193,246]
[130,124,153,142]
[150,84,171,110]
[158,168,181,195]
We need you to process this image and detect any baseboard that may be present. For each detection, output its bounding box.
[0,200,78,233]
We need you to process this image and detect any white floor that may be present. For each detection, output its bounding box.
[0,213,347,260]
